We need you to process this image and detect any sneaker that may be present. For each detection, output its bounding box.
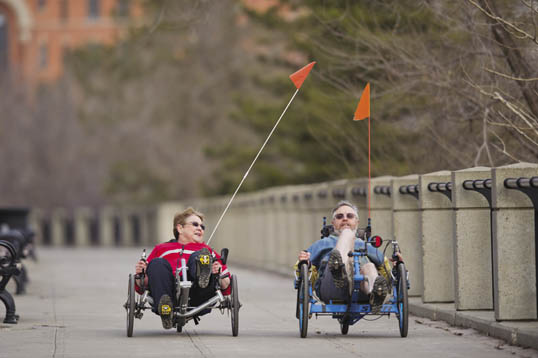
[328,250,347,288]
[196,248,213,288]
[369,275,388,313]
[158,294,174,329]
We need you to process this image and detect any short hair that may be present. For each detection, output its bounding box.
[331,200,359,220]
[173,207,205,239]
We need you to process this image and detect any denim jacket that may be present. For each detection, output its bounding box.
[306,234,385,275]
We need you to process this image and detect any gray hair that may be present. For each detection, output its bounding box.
[331,200,359,219]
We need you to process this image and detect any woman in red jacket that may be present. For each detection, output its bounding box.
[134,207,230,329]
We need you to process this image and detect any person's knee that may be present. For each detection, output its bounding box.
[360,262,377,275]
[147,258,173,275]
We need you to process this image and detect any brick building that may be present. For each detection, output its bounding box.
[0,0,142,83]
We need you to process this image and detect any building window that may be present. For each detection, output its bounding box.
[60,0,69,21]
[117,0,130,17]
[88,0,100,19]
[0,13,7,71]
[37,0,47,11]
[39,44,48,69]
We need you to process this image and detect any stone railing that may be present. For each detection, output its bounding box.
[28,162,538,321]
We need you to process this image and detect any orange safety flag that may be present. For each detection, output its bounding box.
[289,61,316,89]
[353,82,370,121]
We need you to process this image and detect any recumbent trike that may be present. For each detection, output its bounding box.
[294,221,410,338]
[124,248,240,337]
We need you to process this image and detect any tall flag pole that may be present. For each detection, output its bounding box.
[207,62,316,245]
[353,82,371,230]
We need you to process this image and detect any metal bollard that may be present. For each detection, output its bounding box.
[427,182,452,200]
[399,184,419,200]
[373,185,391,196]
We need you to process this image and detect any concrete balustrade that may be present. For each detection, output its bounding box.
[347,178,368,223]
[74,207,92,246]
[492,162,538,320]
[34,163,538,323]
[452,167,493,310]
[370,176,393,241]
[50,208,67,246]
[419,170,453,302]
[392,174,421,297]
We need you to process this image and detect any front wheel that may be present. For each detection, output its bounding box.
[298,263,309,338]
[230,275,240,337]
[397,263,408,337]
[126,274,135,337]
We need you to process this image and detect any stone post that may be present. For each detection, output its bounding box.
[452,167,493,310]
[392,175,421,297]
[492,162,538,320]
[419,170,453,302]
[370,176,393,241]
[74,207,92,247]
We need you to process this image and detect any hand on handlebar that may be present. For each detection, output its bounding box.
[298,250,310,262]
[390,252,404,264]
[135,259,147,275]
[212,261,222,274]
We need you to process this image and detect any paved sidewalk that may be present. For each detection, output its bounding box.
[408,298,538,350]
[1,247,537,358]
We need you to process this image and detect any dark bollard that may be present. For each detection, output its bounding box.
[427,182,453,201]
[373,185,391,196]
[351,186,367,197]
[399,184,419,200]
[0,240,21,323]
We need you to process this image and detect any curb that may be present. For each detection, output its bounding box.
[409,300,538,350]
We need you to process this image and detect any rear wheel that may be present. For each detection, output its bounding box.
[397,263,408,337]
[298,263,309,338]
[230,275,239,337]
[126,274,135,337]
[339,317,349,335]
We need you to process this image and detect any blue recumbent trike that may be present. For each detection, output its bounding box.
[294,223,410,338]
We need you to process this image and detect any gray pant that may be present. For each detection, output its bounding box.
[318,268,369,303]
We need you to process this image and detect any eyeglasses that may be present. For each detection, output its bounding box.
[334,213,356,220]
[185,222,206,230]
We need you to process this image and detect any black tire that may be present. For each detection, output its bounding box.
[126,274,135,337]
[298,263,309,338]
[340,317,349,335]
[230,275,239,337]
[397,263,408,338]
[177,324,182,333]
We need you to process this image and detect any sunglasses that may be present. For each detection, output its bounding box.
[334,213,356,220]
[185,222,206,230]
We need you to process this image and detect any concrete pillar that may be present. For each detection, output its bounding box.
[74,207,92,246]
[99,206,115,247]
[263,188,279,271]
[419,170,453,302]
[273,186,292,275]
[314,182,332,229]
[50,208,66,246]
[492,162,538,320]
[392,175,421,297]
[452,167,493,310]
[28,208,44,246]
[370,176,393,241]
[154,202,185,245]
[347,178,368,225]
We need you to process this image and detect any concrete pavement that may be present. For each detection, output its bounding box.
[1,247,538,358]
